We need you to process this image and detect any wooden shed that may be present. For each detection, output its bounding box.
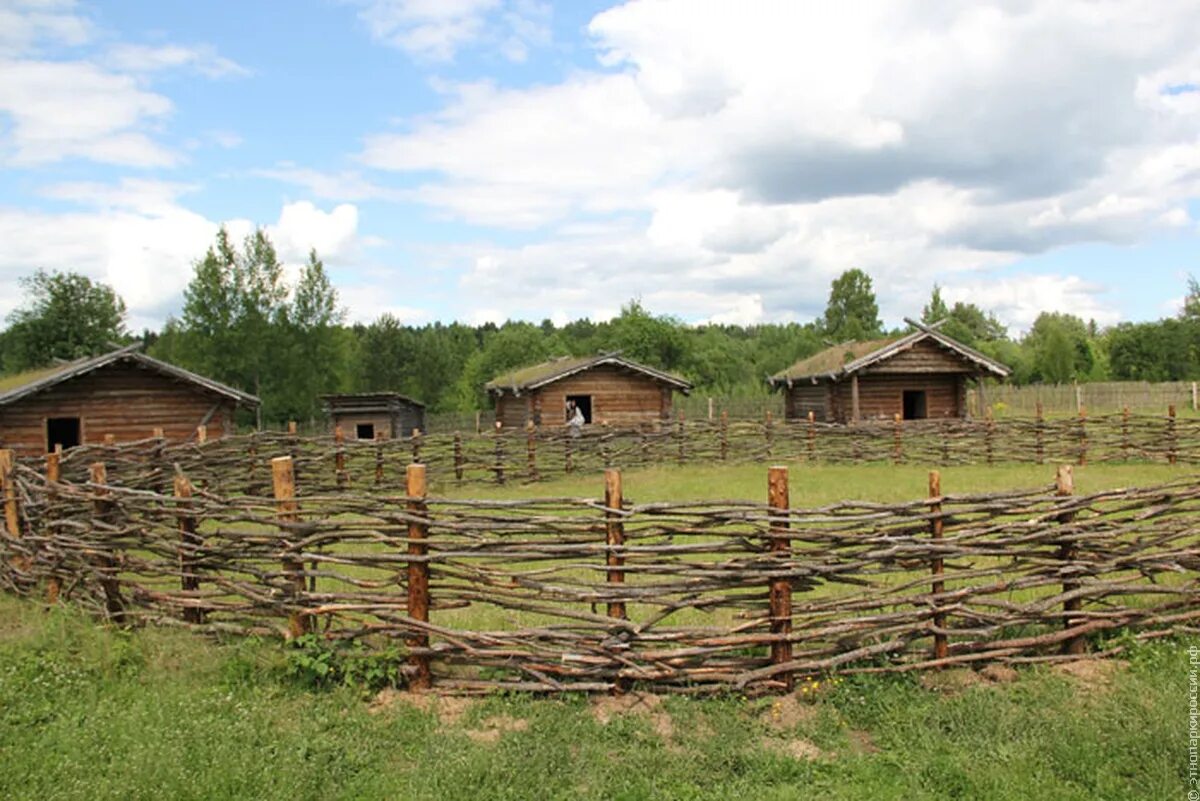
[0,344,260,456]
[320,393,426,440]
[485,353,692,429]
[768,320,1010,423]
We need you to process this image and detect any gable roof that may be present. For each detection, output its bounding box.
[0,344,261,408]
[320,392,426,410]
[485,352,692,395]
[768,320,1010,387]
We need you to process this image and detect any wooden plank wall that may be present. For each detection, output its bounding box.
[830,373,965,422]
[494,365,677,428]
[784,383,830,421]
[0,361,238,456]
[865,340,973,373]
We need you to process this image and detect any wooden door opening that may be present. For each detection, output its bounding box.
[47,417,81,451]
[565,395,592,424]
[355,423,375,440]
[902,390,927,420]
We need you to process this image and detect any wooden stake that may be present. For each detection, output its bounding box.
[494,428,506,485]
[287,421,297,436]
[1056,465,1085,656]
[764,410,774,459]
[272,456,308,638]
[1121,406,1131,461]
[1035,401,1045,464]
[196,424,207,444]
[767,466,793,690]
[1078,406,1087,466]
[929,470,948,662]
[892,412,902,464]
[374,430,385,486]
[411,428,422,464]
[453,432,464,482]
[44,449,61,604]
[526,422,539,482]
[1168,405,1178,465]
[677,412,685,465]
[334,426,347,488]
[104,433,116,446]
[707,397,714,421]
[406,464,432,690]
[152,427,165,439]
[851,374,861,423]
[807,410,816,462]
[719,410,729,461]
[89,462,125,623]
[604,469,626,622]
[175,475,203,624]
[985,407,994,465]
[0,450,19,539]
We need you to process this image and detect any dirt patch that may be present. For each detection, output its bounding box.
[919,668,984,694]
[368,689,475,724]
[1052,658,1126,690]
[464,715,530,744]
[979,664,1019,684]
[591,692,675,741]
[846,729,880,755]
[762,695,819,731]
[766,737,830,761]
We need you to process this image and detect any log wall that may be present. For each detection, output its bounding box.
[830,374,965,422]
[0,361,238,456]
[495,365,677,428]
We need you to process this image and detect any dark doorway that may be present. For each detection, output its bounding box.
[47,417,81,451]
[355,423,375,440]
[902,391,927,420]
[565,394,593,424]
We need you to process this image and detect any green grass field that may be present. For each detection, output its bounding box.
[2,461,1195,800]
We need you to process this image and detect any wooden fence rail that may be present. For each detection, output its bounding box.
[1,458,1197,694]
[15,410,1200,494]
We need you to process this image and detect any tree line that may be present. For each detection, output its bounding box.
[2,228,1199,425]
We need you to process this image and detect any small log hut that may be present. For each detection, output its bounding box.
[485,352,692,428]
[0,344,260,455]
[321,392,426,440]
[768,319,1010,423]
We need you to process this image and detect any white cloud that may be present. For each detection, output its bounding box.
[0,190,364,330]
[104,43,249,78]
[0,0,91,56]
[254,164,404,202]
[941,275,1121,335]
[354,0,549,62]
[356,0,1200,327]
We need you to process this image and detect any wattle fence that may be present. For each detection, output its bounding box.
[0,447,1197,694]
[13,408,1199,494]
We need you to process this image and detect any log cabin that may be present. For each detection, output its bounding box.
[768,319,1010,423]
[485,353,692,428]
[321,392,426,440]
[0,344,260,456]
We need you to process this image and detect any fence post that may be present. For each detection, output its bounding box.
[929,470,948,662]
[604,469,626,622]
[708,397,714,421]
[764,411,774,460]
[526,422,539,482]
[892,413,902,464]
[406,463,432,690]
[1056,465,1085,656]
[89,462,125,623]
[452,432,464,482]
[196,424,207,445]
[44,448,62,603]
[1121,406,1131,461]
[374,431,385,486]
[411,428,422,464]
[1193,381,1198,412]
[247,433,259,495]
[767,466,793,691]
[334,426,348,489]
[1035,402,1045,464]
[985,407,995,465]
[1168,405,1178,465]
[0,449,19,541]
[720,410,729,461]
[174,474,204,625]
[807,410,816,462]
[565,431,574,474]
[1077,406,1087,467]
[494,424,506,485]
[272,456,309,639]
[676,412,686,466]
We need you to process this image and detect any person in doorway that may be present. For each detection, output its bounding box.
[567,402,585,437]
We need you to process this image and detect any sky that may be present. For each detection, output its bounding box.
[2,0,1200,335]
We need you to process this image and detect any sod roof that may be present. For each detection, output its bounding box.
[485,353,692,394]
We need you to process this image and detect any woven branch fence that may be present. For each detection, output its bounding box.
[1,447,1198,695]
[16,406,1200,494]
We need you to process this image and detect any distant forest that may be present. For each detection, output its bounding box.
[2,227,1199,425]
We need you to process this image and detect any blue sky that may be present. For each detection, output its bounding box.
[2,0,1199,334]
